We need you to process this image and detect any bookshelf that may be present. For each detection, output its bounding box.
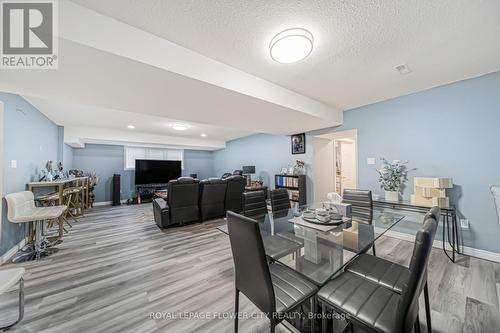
[274,174,307,206]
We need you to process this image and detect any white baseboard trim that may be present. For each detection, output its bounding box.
[93,199,128,207]
[461,246,500,263]
[377,227,500,263]
[0,238,26,265]
[93,201,112,206]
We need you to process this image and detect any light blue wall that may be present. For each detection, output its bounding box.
[212,72,500,253]
[318,71,500,253]
[72,144,134,203]
[183,149,214,180]
[63,144,74,171]
[212,134,314,203]
[72,144,215,203]
[1,93,60,256]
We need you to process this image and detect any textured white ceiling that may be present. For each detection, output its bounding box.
[23,96,252,142]
[72,0,500,109]
[0,39,335,146]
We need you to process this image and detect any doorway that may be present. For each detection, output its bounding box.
[334,138,357,193]
[313,129,358,201]
[0,102,3,248]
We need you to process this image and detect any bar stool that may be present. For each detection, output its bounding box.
[5,191,67,261]
[63,186,83,223]
[36,192,68,243]
[0,268,25,330]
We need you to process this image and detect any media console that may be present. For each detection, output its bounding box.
[136,183,168,204]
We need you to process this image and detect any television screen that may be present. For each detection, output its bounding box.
[135,159,181,185]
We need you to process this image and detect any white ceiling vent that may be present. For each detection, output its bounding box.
[395,64,412,75]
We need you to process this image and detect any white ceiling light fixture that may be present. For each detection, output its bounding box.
[269,28,314,64]
[127,125,135,129]
[201,133,207,137]
[168,122,192,131]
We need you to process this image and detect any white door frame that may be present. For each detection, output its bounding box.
[314,129,358,195]
[312,136,335,202]
[0,101,4,244]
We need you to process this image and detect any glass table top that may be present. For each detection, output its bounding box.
[217,202,405,286]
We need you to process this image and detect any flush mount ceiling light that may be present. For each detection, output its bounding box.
[201,133,207,137]
[127,125,135,129]
[168,122,191,131]
[269,28,314,64]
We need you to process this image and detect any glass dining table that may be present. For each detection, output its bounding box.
[217,202,406,287]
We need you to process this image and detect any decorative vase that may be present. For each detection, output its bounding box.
[293,165,305,175]
[385,190,399,202]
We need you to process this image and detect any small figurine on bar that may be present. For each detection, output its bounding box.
[39,160,54,182]
[54,161,64,180]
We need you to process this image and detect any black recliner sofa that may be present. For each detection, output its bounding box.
[199,178,227,221]
[153,177,200,228]
[224,175,246,214]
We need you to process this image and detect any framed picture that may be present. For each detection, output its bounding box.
[291,133,306,154]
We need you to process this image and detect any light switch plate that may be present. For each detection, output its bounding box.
[10,160,17,168]
[367,157,375,165]
[460,219,469,229]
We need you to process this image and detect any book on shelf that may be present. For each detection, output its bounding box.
[276,175,299,188]
[274,174,306,206]
[288,190,300,201]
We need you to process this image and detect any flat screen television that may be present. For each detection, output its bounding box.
[135,159,181,185]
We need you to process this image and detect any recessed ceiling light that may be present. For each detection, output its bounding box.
[269,28,314,64]
[127,125,135,129]
[168,122,191,131]
[201,133,207,137]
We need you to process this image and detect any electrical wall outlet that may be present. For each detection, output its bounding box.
[367,157,375,165]
[460,219,470,229]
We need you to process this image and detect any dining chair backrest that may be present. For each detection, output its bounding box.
[342,189,373,223]
[424,206,440,221]
[226,211,275,315]
[242,190,267,219]
[397,208,439,332]
[270,188,291,213]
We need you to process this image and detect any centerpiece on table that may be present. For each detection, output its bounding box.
[377,158,414,202]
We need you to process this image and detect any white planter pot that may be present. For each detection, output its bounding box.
[385,190,399,202]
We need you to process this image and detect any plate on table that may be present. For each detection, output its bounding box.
[301,216,344,226]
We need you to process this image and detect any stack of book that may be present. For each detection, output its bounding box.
[276,175,299,188]
[289,190,300,201]
[410,177,453,208]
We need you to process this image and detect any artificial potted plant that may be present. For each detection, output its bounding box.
[377,158,413,201]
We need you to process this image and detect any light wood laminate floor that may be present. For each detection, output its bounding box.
[1,204,499,333]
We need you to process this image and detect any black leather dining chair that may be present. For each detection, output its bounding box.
[226,211,318,333]
[242,190,268,220]
[342,189,376,255]
[318,213,438,333]
[343,206,440,333]
[270,188,291,213]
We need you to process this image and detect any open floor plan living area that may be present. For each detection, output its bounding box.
[1,1,500,332]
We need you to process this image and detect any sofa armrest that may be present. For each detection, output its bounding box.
[153,198,170,228]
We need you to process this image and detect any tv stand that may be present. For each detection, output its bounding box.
[136,183,168,204]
